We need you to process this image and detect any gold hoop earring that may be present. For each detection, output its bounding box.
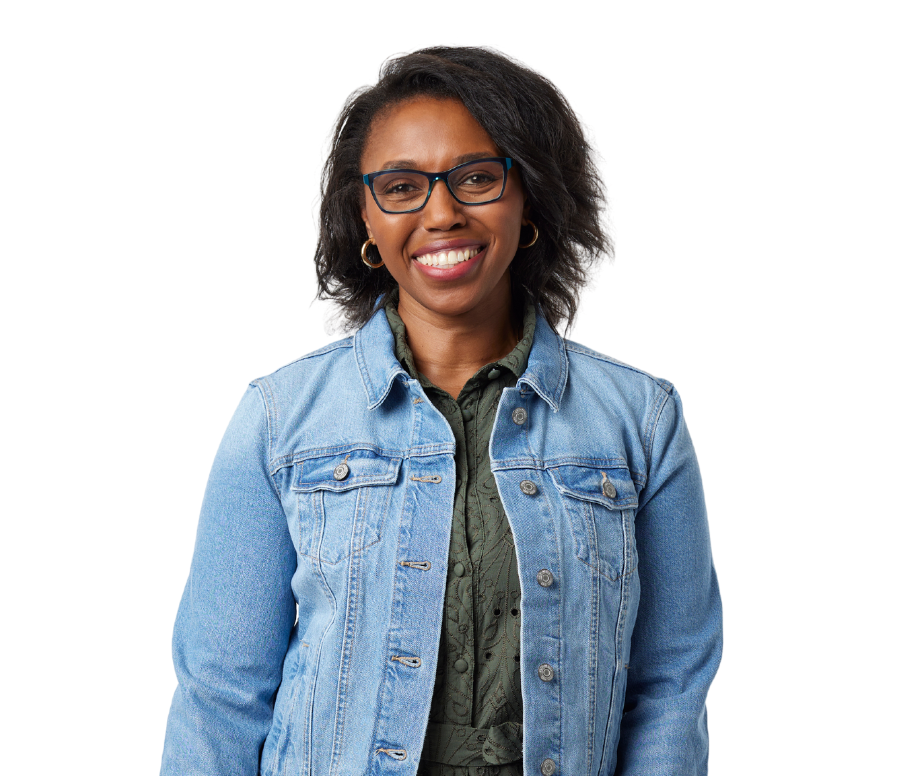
[519,219,539,249]
[361,238,384,269]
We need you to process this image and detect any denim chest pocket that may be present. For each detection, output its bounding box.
[548,465,638,583]
[292,450,402,564]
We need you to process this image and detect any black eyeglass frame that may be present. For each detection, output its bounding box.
[362,157,514,214]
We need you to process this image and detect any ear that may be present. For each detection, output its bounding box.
[360,206,374,240]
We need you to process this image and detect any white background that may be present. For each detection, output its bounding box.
[2,1,918,773]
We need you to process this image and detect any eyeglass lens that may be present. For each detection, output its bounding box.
[372,159,507,213]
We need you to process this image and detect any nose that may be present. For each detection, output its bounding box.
[421,177,465,231]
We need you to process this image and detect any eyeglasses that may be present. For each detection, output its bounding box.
[362,157,514,214]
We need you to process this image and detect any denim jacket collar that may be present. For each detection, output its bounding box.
[518,313,568,412]
[353,305,569,412]
[353,307,408,411]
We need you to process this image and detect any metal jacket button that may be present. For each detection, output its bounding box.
[541,758,556,776]
[333,463,349,481]
[511,407,527,425]
[536,569,554,587]
[538,663,555,681]
[462,408,474,422]
[454,658,468,673]
[520,480,538,496]
[487,368,501,380]
[453,563,465,577]
[602,479,617,498]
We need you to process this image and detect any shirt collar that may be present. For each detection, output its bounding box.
[353,302,568,412]
[384,297,537,386]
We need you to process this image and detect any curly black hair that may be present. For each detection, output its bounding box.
[314,46,611,332]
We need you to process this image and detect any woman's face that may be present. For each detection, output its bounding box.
[360,97,526,322]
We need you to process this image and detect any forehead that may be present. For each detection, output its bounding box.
[361,97,499,172]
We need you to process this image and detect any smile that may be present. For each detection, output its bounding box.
[413,246,484,267]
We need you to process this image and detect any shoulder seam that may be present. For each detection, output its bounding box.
[643,387,675,485]
[564,341,674,392]
[263,337,355,378]
[249,379,284,502]
[642,382,671,460]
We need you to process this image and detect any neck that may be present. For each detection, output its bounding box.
[397,283,520,399]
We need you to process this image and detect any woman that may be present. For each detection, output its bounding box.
[161,47,722,776]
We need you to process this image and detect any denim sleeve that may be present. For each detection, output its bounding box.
[614,388,723,775]
[161,384,297,776]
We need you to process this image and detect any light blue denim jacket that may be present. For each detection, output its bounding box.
[161,307,722,776]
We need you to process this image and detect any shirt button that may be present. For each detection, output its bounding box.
[454,658,468,673]
[511,407,527,425]
[453,562,465,577]
[487,368,501,380]
[541,758,556,776]
[538,663,555,681]
[333,463,349,481]
[602,479,617,498]
[462,408,474,422]
[536,569,554,587]
[519,480,538,496]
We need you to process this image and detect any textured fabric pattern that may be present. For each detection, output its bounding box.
[386,299,536,776]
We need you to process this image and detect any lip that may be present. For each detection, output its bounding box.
[412,238,484,258]
[413,246,486,281]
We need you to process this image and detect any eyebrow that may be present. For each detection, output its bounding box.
[377,152,498,171]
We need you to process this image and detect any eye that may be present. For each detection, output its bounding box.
[381,179,423,196]
[458,171,498,187]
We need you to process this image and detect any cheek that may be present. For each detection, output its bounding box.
[364,207,395,242]
[495,185,525,243]
[371,219,415,264]
[494,205,525,251]
[363,192,398,240]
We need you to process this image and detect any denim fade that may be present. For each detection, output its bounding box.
[161,307,723,776]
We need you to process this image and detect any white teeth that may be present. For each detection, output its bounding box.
[416,246,480,267]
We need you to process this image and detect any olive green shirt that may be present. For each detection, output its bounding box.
[385,299,536,776]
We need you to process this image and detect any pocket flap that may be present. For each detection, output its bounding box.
[548,465,638,510]
[293,449,402,492]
